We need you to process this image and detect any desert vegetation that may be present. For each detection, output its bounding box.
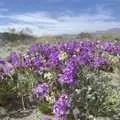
[0,33,120,120]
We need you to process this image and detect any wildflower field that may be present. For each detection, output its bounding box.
[0,40,120,120]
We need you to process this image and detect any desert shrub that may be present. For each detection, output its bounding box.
[0,76,16,106]
[0,68,38,109]
[70,68,120,119]
[77,32,93,39]
[0,40,120,120]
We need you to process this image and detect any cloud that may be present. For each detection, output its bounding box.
[10,12,59,24]
[0,6,120,36]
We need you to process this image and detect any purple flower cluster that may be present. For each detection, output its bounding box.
[9,52,20,67]
[58,56,78,86]
[34,83,49,98]
[2,41,113,72]
[0,60,13,78]
[92,57,108,69]
[103,42,120,56]
[49,52,60,66]
[1,40,120,82]
[1,40,120,80]
[53,94,70,120]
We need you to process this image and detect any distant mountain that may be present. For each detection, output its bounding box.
[54,28,120,38]
[93,28,120,35]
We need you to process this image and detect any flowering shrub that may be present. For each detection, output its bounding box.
[0,40,120,119]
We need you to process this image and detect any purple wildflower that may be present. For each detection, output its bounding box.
[31,44,40,53]
[49,52,60,66]
[58,57,78,86]
[34,83,49,98]
[92,57,108,69]
[79,53,93,65]
[32,57,42,69]
[9,52,20,67]
[22,54,32,68]
[0,60,13,76]
[53,94,70,120]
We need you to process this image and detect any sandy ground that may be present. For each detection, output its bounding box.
[0,108,112,120]
[0,108,54,120]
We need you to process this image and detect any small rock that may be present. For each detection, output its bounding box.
[0,107,7,117]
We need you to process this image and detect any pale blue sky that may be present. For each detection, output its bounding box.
[0,0,120,36]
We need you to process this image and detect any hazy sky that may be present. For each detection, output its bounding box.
[0,0,120,36]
